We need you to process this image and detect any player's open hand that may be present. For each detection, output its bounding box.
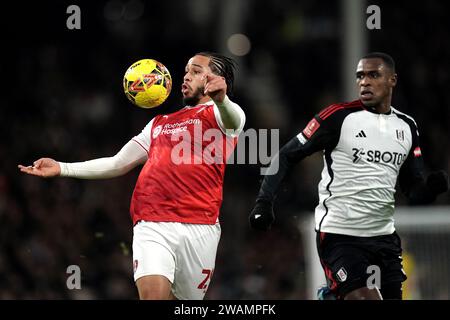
[203,73,226,103]
[249,200,275,231]
[18,158,61,178]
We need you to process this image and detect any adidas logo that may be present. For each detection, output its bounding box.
[355,130,367,138]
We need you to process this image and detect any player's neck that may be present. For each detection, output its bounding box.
[369,95,392,114]
[198,96,212,105]
[183,96,212,107]
[373,103,391,114]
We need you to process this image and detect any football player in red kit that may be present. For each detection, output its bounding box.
[19,52,246,300]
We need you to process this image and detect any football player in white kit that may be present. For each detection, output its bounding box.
[249,52,448,300]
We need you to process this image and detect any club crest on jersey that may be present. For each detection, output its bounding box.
[303,118,320,139]
[153,125,162,139]
[414,146,422,157]
[336,267,347,282]
[396,129,404,142]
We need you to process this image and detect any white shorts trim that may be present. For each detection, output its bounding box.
[132,221,221,300]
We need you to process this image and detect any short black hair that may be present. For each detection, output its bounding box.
[362,52,396,72]
[196,51,236,96]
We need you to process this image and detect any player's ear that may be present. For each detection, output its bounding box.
[389,73,398,87]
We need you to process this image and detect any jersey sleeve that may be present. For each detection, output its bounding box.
[213,96,246,137]
[59,139,148,179]
[257,110,343,203]
[295,112,342,156]
[132,118,155,153]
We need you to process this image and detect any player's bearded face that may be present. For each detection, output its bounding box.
[182,85,206,106]
[182,55,211,106]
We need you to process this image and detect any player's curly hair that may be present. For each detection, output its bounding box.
[196,52,236,96]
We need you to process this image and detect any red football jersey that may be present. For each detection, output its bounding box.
[130,103,238,225]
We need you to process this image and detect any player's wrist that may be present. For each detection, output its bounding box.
[58,162,68,177]
[249,198,275,231]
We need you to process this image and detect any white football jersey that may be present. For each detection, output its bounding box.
[294,100,422,236]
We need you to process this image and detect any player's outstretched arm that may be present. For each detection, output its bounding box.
[249,137,307,230]
[18,158,61,178]
[18,140,148,180]
[249,111,339,231]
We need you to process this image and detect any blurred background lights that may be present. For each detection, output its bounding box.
[227,33,251,56]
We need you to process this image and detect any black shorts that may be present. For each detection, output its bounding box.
[316,231,407,299]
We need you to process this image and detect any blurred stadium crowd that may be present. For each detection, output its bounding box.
[1,0,449,299]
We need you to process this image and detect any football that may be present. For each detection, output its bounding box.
[123,59,172,109]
